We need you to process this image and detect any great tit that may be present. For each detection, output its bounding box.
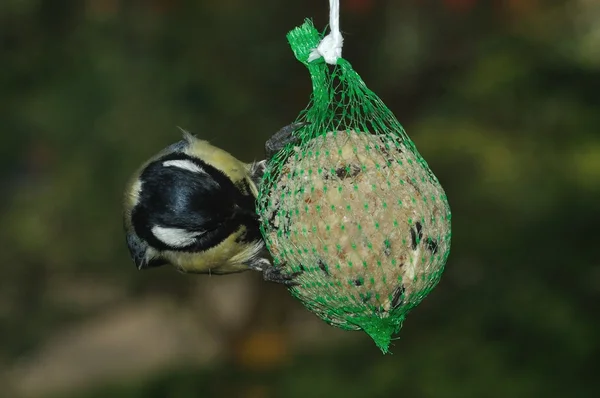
[123,122,304,285]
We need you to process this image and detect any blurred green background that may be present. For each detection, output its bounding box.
[1,0,599,397]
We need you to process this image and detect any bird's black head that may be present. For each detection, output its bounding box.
[130,152,260,255]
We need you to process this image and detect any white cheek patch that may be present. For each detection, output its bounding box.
[162,159,208,175]
[151,226,204,248]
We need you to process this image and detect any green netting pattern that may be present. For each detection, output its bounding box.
[257,20,452,353]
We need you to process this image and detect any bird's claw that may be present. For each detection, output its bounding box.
[265,121,309,159]
[262,263,301,287]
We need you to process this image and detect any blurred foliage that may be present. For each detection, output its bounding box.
[1,0,599,397]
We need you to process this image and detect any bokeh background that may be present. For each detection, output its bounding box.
[1,0,599,397]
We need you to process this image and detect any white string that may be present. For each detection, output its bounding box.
[308,0,343,64]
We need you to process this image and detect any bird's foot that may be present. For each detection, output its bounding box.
[262,263,301,287]
[247,258,300,286]
[265,121,309,159]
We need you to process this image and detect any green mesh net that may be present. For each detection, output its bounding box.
[257,20,452,353]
